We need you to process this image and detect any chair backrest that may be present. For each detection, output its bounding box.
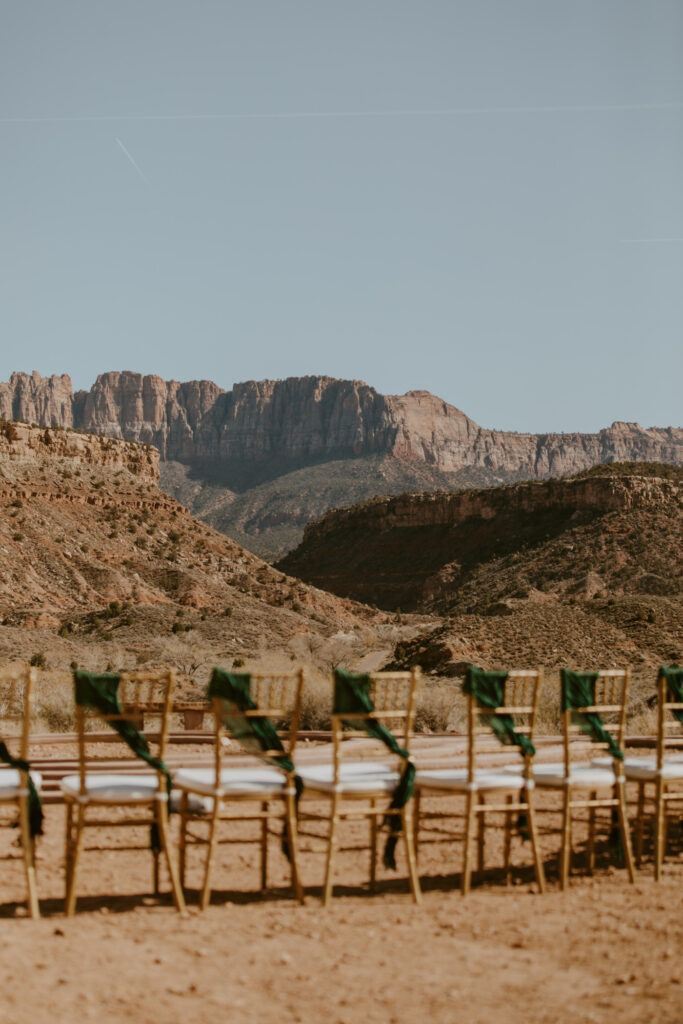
[466,669,542,783]
[0,662,35,760]
[210,669,305,775]
[330,668,420,779]
[656,667,683,768]
[74,669,176,793]
[561,668,630,774]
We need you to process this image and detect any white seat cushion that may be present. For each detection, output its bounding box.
[591,753,683,781]
[623,759,683,782]
[0,769,42,799]
[416,768,526,792]
[507,762,621,788]
[298,761,399,794]
[173,766,287,798]
[61,773,164,804]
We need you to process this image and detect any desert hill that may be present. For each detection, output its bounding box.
[0,421,410,686]
[278,464,683,680]
[1,370,681,557]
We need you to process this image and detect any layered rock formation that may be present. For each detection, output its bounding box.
[278,465,683,611]
[0,422,383,679]
[1,370,681,555]
[0,420,158,481]
[2,370,681,475]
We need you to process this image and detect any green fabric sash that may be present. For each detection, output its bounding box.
[463,668,536,757]
[463,667,534,838]
[561,669,624,761]
[0,741,43,837]
[74,671,173,850]
[660,666,683,728]
[207,669,303,860]
[333,668,415,871]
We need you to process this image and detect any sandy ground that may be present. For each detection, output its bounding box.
[2,768,683,1024]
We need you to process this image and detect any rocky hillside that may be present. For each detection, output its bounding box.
[1,371,681,557]
[278,464,683,681]
[0,422,407,684]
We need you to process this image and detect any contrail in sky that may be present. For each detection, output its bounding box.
[1,101,682,124]
[115,137,149,183]
[621,237,683,243]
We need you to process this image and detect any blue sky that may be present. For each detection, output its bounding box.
[1,1,681,432]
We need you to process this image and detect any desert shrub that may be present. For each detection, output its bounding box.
[298,675,332,731]
[29,652,46,669]
[1,421,18,441]
[33,672,75,732]
[414,682,461,733]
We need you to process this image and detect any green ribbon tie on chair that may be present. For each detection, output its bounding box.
[560,670,624,761]
[207,669,303,861]
[464,667,535,838]
[463,668,535,757]
[333,667,415,871]
[660,666,683,728]
[0,741,43,838]
[73,671,173,850]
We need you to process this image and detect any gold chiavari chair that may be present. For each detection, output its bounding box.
[415,668,546,895]
[297,667,421,906]
[61,668,185,915]
[174,668,305,908]
[0,663,42,917]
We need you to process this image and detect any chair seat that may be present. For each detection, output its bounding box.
[298,761,399,794]
[416,768,527,792]
[0,769,42,799]
[173,765,287,798]
[61,773,165,804]
[624,759,683,782]
[591,754,683,781]
[504,762,620,788]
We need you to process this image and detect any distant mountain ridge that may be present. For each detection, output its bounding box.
[1,370,681,556]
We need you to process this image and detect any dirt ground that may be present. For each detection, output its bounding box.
[2,781,683,1024]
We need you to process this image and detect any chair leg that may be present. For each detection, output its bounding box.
[525,790,546,895]
[18,796,39,919]
[284,789,304,905]
[178,791,188,890]
[65,804,86,917]
[477,795,485,877]
[153,848,160,896]
[414,789,421,863]
[322,793,340,907]
[635,783,645,868]
[587,791,597,874]
[260,800,269,892]
[402,804,422,905]
[200,800,221,910]
[560,789,572,891]
[503,793,513,885]
[156,800,186,913]
[615,781,635,883]
[461,791,475,896]
[64,800,74,904]
[369,798,377,892]
[654,776,665,881]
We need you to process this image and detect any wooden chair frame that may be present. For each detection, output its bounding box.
[177,669,305,908]
[0,663,40,918]
[63,669,185,915]
[632,670,683,879]
[555,668,635,888]
[298,668,421,906]
[415,669,546,895]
